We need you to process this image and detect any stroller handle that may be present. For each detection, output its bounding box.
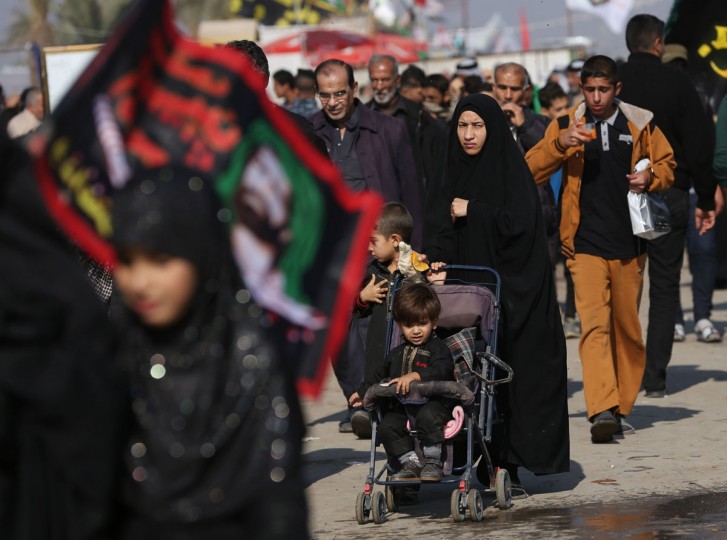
[438,264,501,290]
[362,380,476,412]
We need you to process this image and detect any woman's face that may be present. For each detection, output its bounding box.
[114,247,198,328]
[457,110,487,156]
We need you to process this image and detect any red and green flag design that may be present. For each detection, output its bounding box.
[32,0,381,397]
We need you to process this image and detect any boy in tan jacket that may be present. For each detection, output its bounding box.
[526,55,675,443]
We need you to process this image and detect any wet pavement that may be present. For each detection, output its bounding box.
[480,491,727,538]
[331,489,727,539]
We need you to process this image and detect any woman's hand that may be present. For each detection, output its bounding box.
[389,372,421,395]
[451,198,468,219]
[359,274,388,304]
[426,261,447,284]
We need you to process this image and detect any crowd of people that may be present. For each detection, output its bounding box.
[2,10,727,539]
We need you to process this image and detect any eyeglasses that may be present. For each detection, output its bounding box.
[317,89,349,103]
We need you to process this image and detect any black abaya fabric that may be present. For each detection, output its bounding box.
[424,94,569,474]
[110,177,307,539]
[0,134,126,539]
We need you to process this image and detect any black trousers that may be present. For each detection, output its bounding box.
[378,400,451,458]
[643,187,689,392]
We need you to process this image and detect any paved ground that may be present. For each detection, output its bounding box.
[300,263,727,538]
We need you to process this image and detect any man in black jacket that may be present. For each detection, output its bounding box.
[493,62,549,152]
[618,14,718,397]
[366,54,448,202]
[310,59,423,247]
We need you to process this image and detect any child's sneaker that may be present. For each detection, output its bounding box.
[390,459,421,482]
[695,319,722,343]
[420,458,443,482]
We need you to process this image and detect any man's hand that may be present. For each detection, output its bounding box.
[695,207,716,235]
[389,372,421,395]
[715,186,724,217]
[360,274,388,304]
[451,198,468,219]
[500,102,525,128]
[558,120,592,149]
[348,392,362,408]
[626,170,651,193]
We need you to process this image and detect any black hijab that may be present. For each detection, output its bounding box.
[425,93,545,278]
[424,94,570,476]
[111,177,307,537]
[446,93,527,208]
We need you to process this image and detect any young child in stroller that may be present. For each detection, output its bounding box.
[365,281,455,482]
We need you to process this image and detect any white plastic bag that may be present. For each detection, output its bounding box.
[627,191,670,239]
[627,158,671,240]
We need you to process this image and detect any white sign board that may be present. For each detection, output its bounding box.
[41,45,102,112]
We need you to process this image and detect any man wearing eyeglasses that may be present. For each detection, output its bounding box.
[311,59,423,247]
[311,58,423,437]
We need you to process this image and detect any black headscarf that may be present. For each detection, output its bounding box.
[424,94,570,476]
[425,93,544,272]
[111,176,307,538]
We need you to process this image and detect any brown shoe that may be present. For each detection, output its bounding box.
[390,460,421,482]
[420,459,443,482]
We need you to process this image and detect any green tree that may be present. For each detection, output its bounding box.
[6,0,236,46]
[6,0,54,46]
[52,0,135,44]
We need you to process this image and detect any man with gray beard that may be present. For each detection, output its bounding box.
[366,55,447,201]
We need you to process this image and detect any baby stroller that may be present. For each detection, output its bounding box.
[355,265,516,524]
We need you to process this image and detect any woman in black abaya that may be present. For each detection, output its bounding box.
[424,94,569,480]
[111,176,307,539]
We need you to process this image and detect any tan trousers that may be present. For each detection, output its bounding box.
[567,253,647,419]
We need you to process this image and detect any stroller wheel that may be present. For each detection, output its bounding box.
[450,489,466,522]
[468,488,484,522]
[385,484,399,512]
[496,468,513,510]
[355,492,368,524]
[371,491,387,524]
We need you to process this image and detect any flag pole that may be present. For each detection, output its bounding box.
[462,0,469,52]
[566,7,573,37]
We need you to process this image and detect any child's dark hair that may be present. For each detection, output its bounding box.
[580,55,619,85]
[377,202,413,243]
[393,282,441,326]
[538,82,567,109]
